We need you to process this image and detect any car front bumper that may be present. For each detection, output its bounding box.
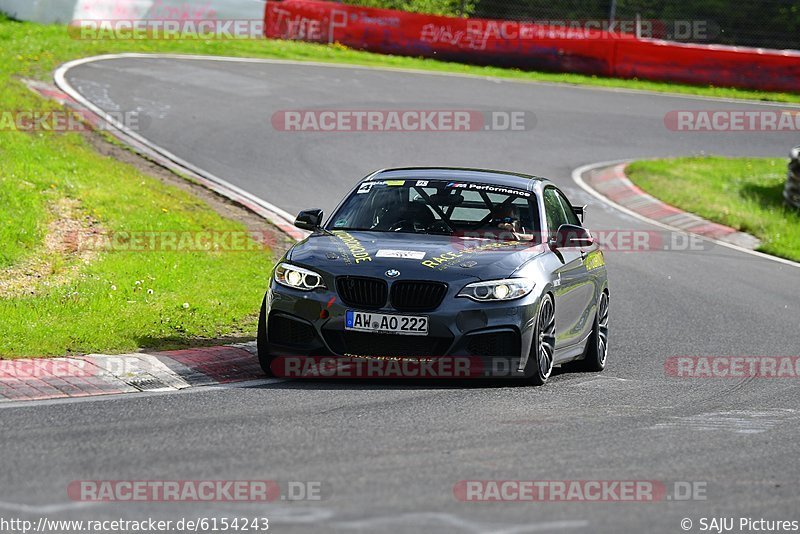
[263,280,543,378]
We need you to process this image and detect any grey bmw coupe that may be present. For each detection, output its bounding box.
[258,167,609,386]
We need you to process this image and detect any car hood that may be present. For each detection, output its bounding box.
[286,230,548,282]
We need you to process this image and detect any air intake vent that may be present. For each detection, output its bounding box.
[390,281,447,312]
[268,314,318,347]
[336,276,388,309]
[466,330,520,358]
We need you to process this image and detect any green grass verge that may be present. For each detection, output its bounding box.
[0,18,282,358]
[626,157,800,262]
[0,129,275,358]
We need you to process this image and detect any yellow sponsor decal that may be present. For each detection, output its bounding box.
[584,250,605,271]
[332,230,373,264]
[422,251,463,268]
[422,240,525,269]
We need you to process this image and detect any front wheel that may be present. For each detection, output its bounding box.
[257,296,275,376]
[580,291,609,372]
[525,293,556,386]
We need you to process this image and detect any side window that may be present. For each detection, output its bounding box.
[555,190,582,227]
[543,187,568,234]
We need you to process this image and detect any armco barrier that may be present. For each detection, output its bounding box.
[264,0,800,93]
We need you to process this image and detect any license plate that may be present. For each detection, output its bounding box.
[345,310,428,336]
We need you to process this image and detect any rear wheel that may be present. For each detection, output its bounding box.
[257,296,275,376]
[580,291,609,372]
[525,294,556,386]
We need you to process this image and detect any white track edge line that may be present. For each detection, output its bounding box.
[58,52,800,108]
[572,160,800,269]
[54,55,298,229]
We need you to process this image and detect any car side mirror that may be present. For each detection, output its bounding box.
[550,224,594,249]
[295,209,324,231]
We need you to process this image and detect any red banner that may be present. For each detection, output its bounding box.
[264,0,629,76]
[264,0,800,93]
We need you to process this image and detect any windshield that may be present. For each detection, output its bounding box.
[327,179,541,242]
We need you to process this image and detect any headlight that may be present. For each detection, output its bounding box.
[457,278,534,302]
[274,263,327,291]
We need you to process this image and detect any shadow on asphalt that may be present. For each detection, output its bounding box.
[248,365,597,391]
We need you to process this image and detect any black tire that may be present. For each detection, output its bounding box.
[579,291,609,372]
[257,296,275,376]
[525,293,556,386]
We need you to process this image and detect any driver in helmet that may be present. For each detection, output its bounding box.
[491,204,523,240]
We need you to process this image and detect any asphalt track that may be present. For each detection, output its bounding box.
[1,56,799,533]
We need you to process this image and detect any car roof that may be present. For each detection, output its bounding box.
[364,167,551,192]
